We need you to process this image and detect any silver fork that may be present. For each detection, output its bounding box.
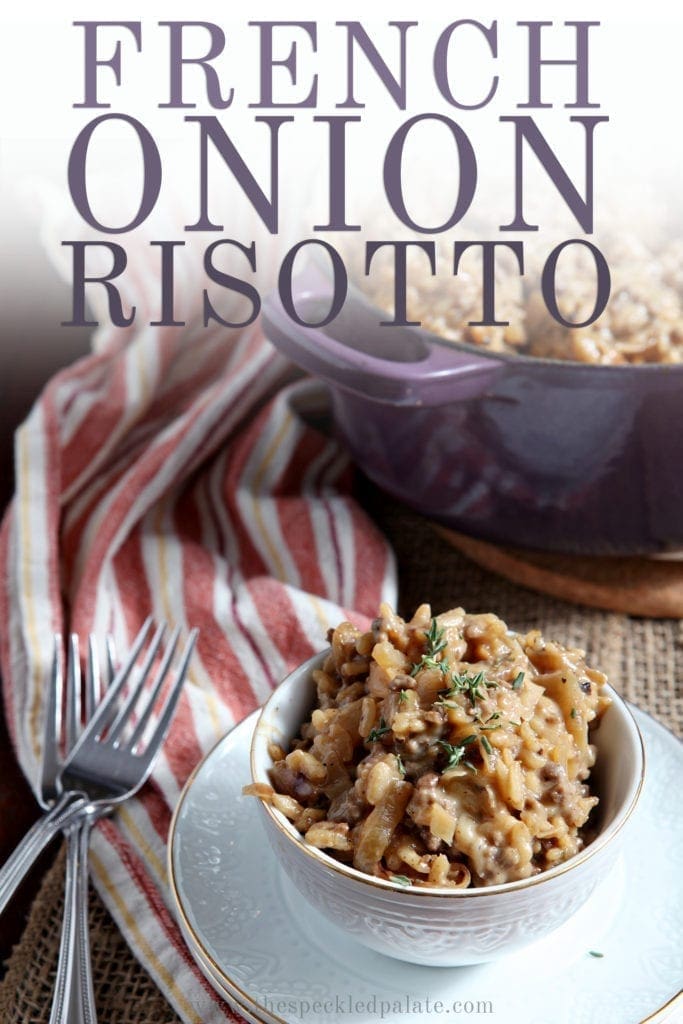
[50,631,115,1024]
[52,620,198,1024]
[0,619,197,916]
[0,617,198,1024]
[0,620,155,913]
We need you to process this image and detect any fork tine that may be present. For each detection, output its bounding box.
[106,623,167,746]
[126,625,181,750]
[84,634,100,723]
[105,635,117,688]
[69,616,154,750]
[65,635,82,752]
[39,635,63,800]
[132,629,197,760]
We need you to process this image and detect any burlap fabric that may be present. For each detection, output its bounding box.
[1,488,682,1023]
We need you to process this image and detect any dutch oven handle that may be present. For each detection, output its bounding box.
[261,266,502,407]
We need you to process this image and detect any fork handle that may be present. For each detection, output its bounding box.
[50,815,99,1024]
[0,790,88,917]
[74,817,99,1024]
[50,818,82,1024]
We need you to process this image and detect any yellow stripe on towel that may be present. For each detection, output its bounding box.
[89,848,203,1024]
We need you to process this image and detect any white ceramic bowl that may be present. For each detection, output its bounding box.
[250,651,644,966]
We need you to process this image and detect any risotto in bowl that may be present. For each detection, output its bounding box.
[247,604,644,965]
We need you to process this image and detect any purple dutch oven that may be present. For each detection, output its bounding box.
[262,268,683,555]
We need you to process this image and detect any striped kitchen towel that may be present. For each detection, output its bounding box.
[0,229,396,1022]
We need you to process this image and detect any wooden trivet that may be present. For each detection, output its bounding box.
[435,527,683,619]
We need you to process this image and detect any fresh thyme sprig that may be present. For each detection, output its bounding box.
[367,717,391,742]
[440,670,497,708]
[411,618,449,676]
[437,735,478,773]
[512,671,525,690]
[476,711,503,731]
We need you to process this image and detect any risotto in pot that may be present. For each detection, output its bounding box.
[361,232,683,365]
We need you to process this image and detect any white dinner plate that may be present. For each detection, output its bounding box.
[168,707,683,1024]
